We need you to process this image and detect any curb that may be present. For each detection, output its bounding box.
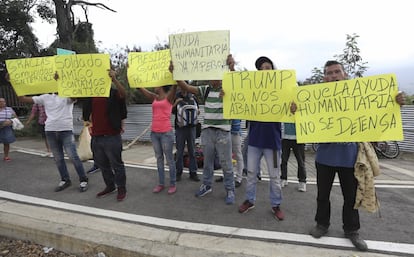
[0,193,409,257]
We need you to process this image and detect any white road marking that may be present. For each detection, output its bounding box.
[0,191,413,255]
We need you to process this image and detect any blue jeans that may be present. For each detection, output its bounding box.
[91,134,126,188]
[200,128,234,191]
[151,130,176,186]
[232,133,244,182]
[175,126,197,174]
[242,135,248,168]
[45,131,87,182]
[242,134,261,176]
[246,146,282,207]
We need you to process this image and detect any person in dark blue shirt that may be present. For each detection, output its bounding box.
[291,60,405,251]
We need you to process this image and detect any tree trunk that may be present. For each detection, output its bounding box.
[53,0,73,50]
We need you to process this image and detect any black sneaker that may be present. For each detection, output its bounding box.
[189,173,200,182]
[310,224,329,238]
[345,231,368,251]
[55,180,71,192]
[235,181,242,188]
[176,173,182,182]
[87,165,100,174]
[242,169,247,176]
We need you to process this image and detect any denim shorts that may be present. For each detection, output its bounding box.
[0,126,16,144]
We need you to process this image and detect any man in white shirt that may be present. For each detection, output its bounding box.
[19,93,88,192]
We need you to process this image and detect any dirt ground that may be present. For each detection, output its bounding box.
[0,236,102,257]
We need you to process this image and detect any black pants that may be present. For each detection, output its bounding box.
[280,139,306,182]
[314,162,360,232]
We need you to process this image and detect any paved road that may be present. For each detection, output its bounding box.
[0,138,413,256]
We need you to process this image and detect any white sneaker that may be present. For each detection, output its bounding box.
[298,182,307,192]
[79,181,88,192]
[42,152,53,158]
[281,179,288,188]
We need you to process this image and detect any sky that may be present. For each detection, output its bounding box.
[32,0,414,93]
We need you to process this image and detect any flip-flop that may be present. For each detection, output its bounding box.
[3,157,11,162]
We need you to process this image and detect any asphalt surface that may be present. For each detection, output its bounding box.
[0,137,413,256]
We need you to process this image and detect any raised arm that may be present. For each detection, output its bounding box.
[168,61,198,95]
[139,88,157,101]
[18,96,34,104]
[109,69,126,99]
[227,54,235,71]
[167,85,178,104]
[176,80,198,95]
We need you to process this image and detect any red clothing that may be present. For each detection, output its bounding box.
[90,97,119,136]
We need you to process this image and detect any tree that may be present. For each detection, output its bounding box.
[304,33,368,84]
[105,45,146,104]
[38,0,116,53]
[0,0,40,69]
[334,33,368,78]
[405,94,414,105]
[0,0,41,110]
[303,67,324,85]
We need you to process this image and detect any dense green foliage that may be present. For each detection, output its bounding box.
[0,0,40,69]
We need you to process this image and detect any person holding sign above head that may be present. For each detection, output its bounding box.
[238,56,285,220]
[290,60,405,251]
[15,76,89,193]
[172,86,200,182]
[170,54,236,205]
[139,84,178,195]
[82,69,128,201]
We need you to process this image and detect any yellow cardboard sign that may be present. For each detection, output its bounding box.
[127,50,176,88]
[169,30,230,80]
[6,56,57,96]
[55,54,111,97]
[222,70,297,122]
[295,74,403,143]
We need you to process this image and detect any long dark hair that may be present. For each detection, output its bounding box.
[162,85,172,92]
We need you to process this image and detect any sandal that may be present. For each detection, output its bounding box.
[3,157,11,162]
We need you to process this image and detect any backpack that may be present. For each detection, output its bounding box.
[176,93,199,127]
[181,144,221,170]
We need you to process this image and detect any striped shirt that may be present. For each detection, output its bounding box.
[198,85,231,131]
[231,119,242,135]
[0,107,15,123]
